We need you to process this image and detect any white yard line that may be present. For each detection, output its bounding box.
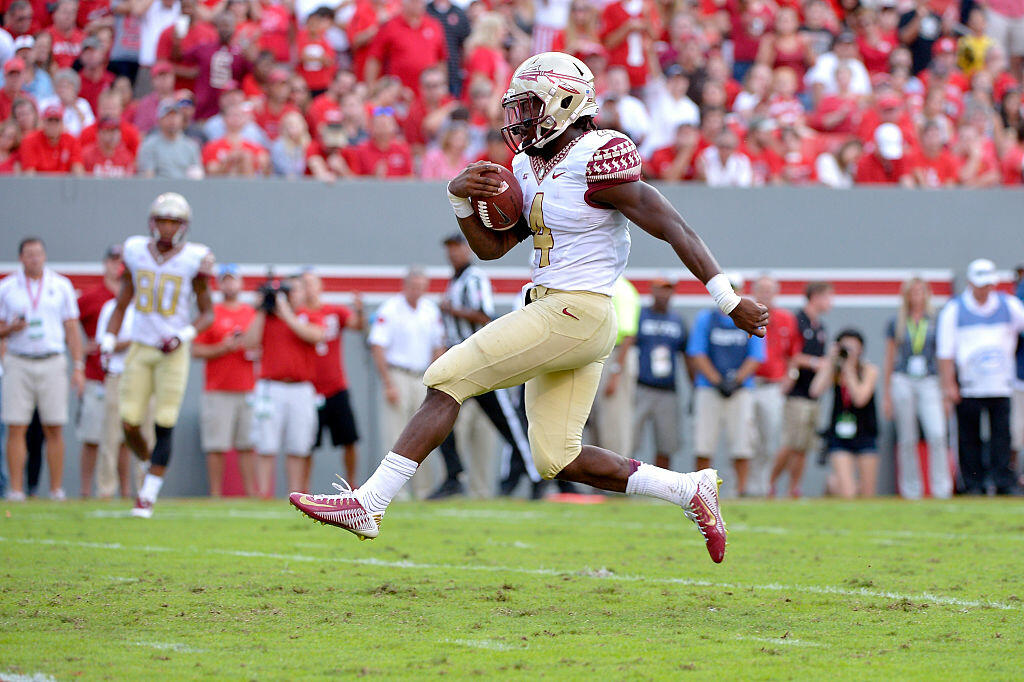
[132,641,207,653]
[0,673,59,682]
[737,635,825,648]
[443,638,519,652]
[2,536,1017,612]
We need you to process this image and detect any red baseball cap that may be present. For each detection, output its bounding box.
[152,61,174,77]
[876,94,902,110]
[323,108,343,125]
[42,102,64,119]
[932,37,956,55]
[4,57,26,74]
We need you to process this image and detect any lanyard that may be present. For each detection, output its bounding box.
[907,318,928,356]
[22,271,45,313]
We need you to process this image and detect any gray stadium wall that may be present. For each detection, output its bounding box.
[1,177,1021,499]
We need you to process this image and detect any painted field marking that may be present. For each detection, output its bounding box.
[443,638,520,652]
[737,635,826,648]
[132,641,207,653]
[0,673,59,682]
[2,536,1017,612]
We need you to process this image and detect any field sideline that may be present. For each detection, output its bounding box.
[2,497,1022,680]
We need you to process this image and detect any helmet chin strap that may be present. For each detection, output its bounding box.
[150,219,187,250]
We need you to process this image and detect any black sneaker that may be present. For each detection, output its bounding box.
[426,478,464,500]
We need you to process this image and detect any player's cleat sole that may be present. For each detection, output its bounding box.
[131,497,154,518]
[684,469,728,564]
[289,490,382,540]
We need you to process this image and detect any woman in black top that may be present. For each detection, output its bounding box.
[810,329,880,498]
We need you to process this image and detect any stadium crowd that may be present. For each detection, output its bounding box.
[2,233,1023,501]
[0,0,1023,185]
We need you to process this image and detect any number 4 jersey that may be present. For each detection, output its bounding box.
[122,235,211,347]
[513,129,642,296]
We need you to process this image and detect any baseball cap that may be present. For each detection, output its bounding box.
[323,108,343,125]
[157,98,179,118]
[650,272,676,288]
[217,263,240,279]
[4,57,25,74]
[664,63,686,79]
[12,35,34,51]
[152,61,174,77]
[442,232,466,246]
[874,123,903,160]
[98,116,120,130]
[966,259,998,287]
[42,102,64,119]
[104,244,123,260]
[81,35,102,51]
[933,37,956,56]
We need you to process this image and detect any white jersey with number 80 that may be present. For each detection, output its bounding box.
[122,235,211,347]
[512,128,642,296]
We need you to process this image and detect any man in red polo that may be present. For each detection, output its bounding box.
[347,107,412,177]
[855,123,914,185]
[364,0,446,93]
[253,67,298,140]
[82,117,136,176]
[77,37,115,113]
[20,103,84,174]
[912,120,959,187]
[0,57,26,120]
[79,89,142,155]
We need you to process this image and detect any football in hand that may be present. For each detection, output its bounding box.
[472,165,523,231]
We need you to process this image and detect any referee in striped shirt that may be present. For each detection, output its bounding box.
[427,233,540,499]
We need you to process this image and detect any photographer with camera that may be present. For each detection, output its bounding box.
[686,273,765,496]
[242,273,325,498]
[810,329,879,499]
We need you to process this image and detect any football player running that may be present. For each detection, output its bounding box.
[291,52,768,563]
[102,192,215,518]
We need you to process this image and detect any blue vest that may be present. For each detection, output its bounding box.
[689,309,763,388]
[636,307,687,390]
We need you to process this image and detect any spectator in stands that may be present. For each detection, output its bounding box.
[809,64,861,136]
[938,259,1024,495]
[600,0,658,90]
[270,110,311,178]
[347,107,412,177]
[462,12,508,97]
[47,0,84,69]
[855,7,898,77]
[79,89,142,156]
[3,1,32,40]
[74,245,121,498]
[202,101,269,176]
[31,31,54,76]
[301,270,365,486]
[192,265,258,497]
[365,0,447,93]
[132,60,175,133]
[815,138,863,188]
[856,122,914,185]
[202,89,267,147]
[0,56,26,120]
[253,68,296,141]
[749,275,797,496]
[697,129,753,187]
[10,97,38,138]
[306,109,353,181]
[632,274,689,470]
[306,69,354,133]
[958,8,995,78]
[184,12,252,120]
[296,7,336,98]
[137,0,181,93]
[805,30,872,97]
[137,99,203,177]
[777,125,817,184]
[420,121,471,180]
[0,120,19,173]
[42,68,94,136]
[743,118,782,185]
[733,63,772,123]
[643,64,700,158]
[82,117,136,176]
[368,267,445,498]
[811,328,879,498]
[757,6,815,83]
[646,121,699,182]
[688,272,765,496]
[13,36,54,102]
[427,0,470,96]
[20,103,84,174]
[912,120,958,187]
[107,0,142,84]
[246,275,325,497]
[954,124,1001,186]
[769,281,833,498]
[898,0,951,74]
[980,0,1024,79]
[883,276,950,499]
[0,237,84,502]
[586,276,640,461]
[404,65,457,151]
[77,36,114,113]
[598,66,649,148]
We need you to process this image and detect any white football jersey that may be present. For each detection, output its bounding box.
[122,235,211,347]
[512,129,642,296]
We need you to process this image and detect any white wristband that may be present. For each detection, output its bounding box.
[179,325,197,343]
[447,186,474,219]
[99,332,117,355]
[706,273,741,315]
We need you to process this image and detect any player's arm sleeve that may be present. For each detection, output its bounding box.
[935,301,956,359]
[584,135,643,209]
[686,311,710,356]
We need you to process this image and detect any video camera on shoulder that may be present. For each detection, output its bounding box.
[258,268,291,315]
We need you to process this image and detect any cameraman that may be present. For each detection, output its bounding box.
[243,274,325,497]
[810,329,879,499]
[686,273,765,496]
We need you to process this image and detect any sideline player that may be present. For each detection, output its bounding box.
[290,52,768,563]
[101,192,214,518]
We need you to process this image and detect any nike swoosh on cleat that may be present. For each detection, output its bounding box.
[297,495,341,510]
[561,307,578,320]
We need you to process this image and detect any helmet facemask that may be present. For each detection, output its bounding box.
[500,91,554,155]
[150,218,188,249]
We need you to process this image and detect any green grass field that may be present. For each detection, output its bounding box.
[2,496,1022,680]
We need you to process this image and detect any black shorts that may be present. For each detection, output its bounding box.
[826,435,877,455]
[316,389,359,448]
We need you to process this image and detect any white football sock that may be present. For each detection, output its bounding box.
[625,464,697,507]
[358,452,418,514]
[139,473,164,503]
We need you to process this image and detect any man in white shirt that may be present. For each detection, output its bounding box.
[937,259,1024,495]
[137,0,180,91]
[804,31,872,97]
[0,238,85,501]
[642,64,700,158]
[368,268,445,498]
[697,130,753,187]
[598,66,650,148]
